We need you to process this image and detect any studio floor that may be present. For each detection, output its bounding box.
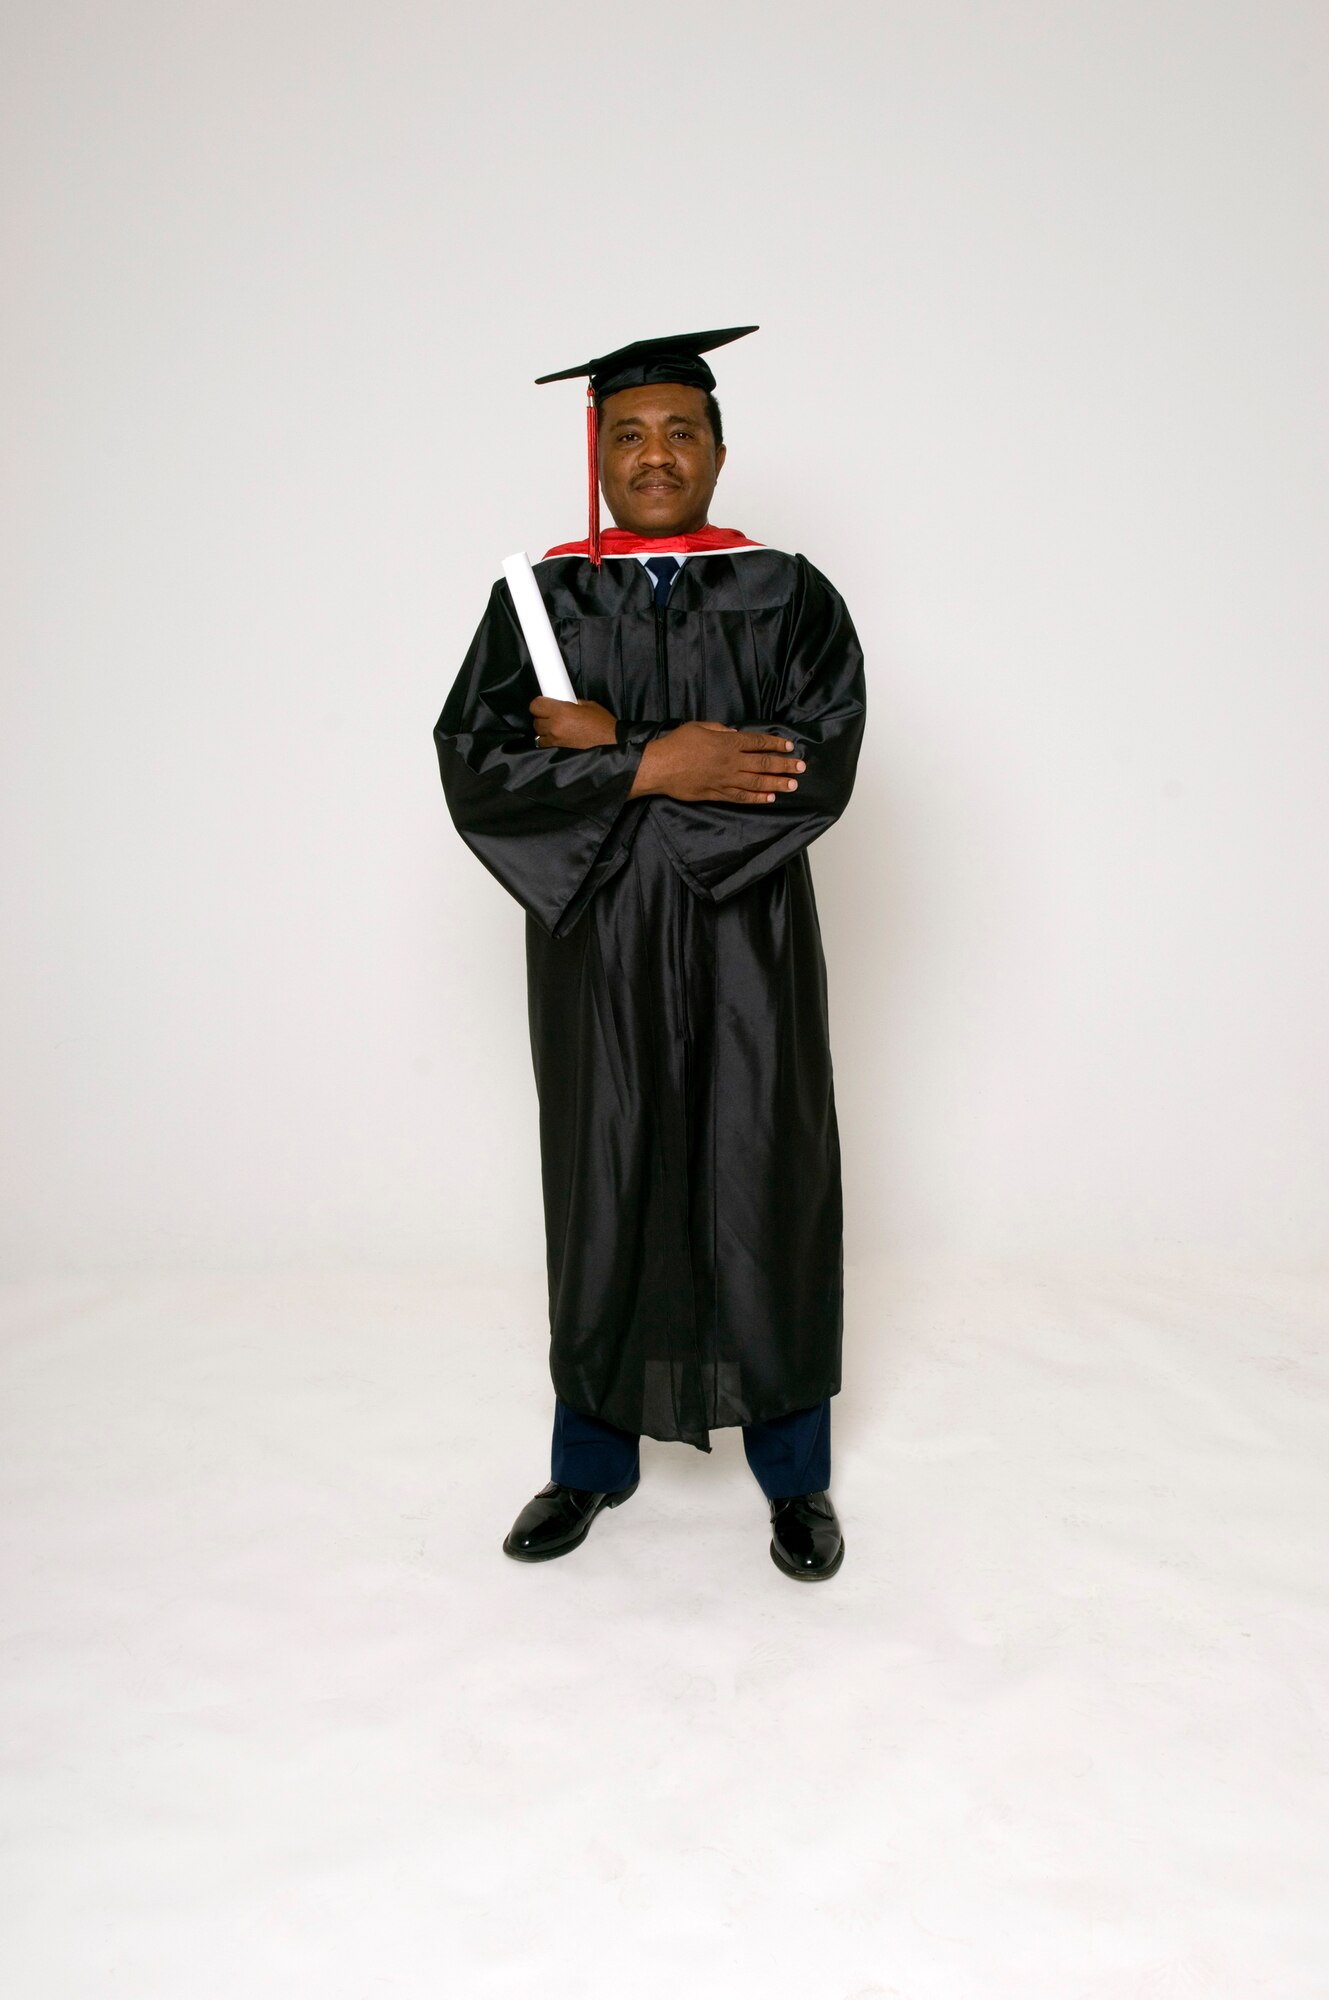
[1,1259,1325,1999]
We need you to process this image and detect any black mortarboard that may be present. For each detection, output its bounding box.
[535,325,758,563]
[536,324,758,397]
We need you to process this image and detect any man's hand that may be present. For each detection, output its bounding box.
[529,696,618,749]
[630,722,805,804]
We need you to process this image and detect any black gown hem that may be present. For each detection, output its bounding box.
[548,1375,841,1452]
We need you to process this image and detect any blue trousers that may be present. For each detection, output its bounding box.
[551,1394,832,1502]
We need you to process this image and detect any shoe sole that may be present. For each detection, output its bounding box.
[769,1534,845,1581]
[502,1480,639,1563]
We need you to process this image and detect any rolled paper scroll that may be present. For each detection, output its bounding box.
[501,552,578,704]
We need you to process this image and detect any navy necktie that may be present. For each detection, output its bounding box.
[644,554,681,606]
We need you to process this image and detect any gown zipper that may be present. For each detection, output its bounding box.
[655,579,709,1434]
[654,597,666,715]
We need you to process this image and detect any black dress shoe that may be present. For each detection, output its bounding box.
[769,1490,845,1580]
[502,1478,639,1562]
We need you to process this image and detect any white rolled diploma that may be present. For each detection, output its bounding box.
[501,551,578,704]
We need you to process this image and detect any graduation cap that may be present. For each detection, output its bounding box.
[535,325,758,565]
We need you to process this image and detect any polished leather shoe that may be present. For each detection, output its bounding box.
[769,1489,845,1580]
[502,1478,639,1562]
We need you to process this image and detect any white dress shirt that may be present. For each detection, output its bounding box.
[634,551,689,590]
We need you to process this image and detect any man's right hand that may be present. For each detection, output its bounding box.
[629,722,806,804]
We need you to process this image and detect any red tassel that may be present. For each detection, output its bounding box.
[586,384,601,567]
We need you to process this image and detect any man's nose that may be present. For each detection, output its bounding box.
[638,434,675,465]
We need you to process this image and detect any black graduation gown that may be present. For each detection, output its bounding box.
[434,547,867,1450]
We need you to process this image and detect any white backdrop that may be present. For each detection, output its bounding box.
[3,0,1326,1278]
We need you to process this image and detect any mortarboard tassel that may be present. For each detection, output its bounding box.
[585,383,601,567]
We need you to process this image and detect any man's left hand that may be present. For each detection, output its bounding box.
[529,696,618,749]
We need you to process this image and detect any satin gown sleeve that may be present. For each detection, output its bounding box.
[434,578,657,939]
[647,554,868,903]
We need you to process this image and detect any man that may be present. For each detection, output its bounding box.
[434,327,866,1580]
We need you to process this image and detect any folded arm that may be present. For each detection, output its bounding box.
[639,555,867,903]
[434,579,655,939]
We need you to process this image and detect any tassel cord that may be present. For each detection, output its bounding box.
[586,385,601,567]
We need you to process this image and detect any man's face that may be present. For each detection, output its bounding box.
[597,383,727,538]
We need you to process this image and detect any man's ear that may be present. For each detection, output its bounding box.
[715,444,727,476]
